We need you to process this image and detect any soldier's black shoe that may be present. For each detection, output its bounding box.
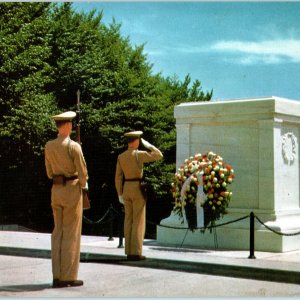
[52,279,60,288]
[58,280,84,288]
[52,279,84,288]
[127,255,146,261]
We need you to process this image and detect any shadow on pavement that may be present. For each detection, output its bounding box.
[2,246,300,285]
[149,246,211,253]
[0,283,51,292]
[80,257,127,263]
[80,255,300,285]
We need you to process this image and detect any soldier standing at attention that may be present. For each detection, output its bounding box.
[115,131,163,261]
[45,111,88,288]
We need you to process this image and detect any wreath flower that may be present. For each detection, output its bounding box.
[171,151,235,231]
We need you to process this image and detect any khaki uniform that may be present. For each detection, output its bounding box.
[115,146,163,256]
[45,135,88,281]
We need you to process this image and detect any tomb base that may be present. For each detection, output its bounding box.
[157,211,300,252]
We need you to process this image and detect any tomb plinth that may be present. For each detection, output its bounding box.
[157,97,300,252]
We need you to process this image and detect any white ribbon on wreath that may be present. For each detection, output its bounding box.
[180,171,205,228]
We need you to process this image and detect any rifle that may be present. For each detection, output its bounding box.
[75,89,90,210]
[76,90,81,144]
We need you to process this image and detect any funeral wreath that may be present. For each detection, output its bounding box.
[171,151,235,231]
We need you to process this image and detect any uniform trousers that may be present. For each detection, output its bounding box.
[51,179,82,281]
[123,182,146,256]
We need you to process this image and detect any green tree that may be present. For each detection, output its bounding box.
[0,2,56,158]
[0,2,57,228]
[0,2,213,234]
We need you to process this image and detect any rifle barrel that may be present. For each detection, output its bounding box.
[76,90,81,144]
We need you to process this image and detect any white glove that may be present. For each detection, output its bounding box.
[118,195,124,205]
[141,138,153,150]
[83,182,89,191]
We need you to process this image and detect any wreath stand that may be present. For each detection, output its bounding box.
[180,172,219,249]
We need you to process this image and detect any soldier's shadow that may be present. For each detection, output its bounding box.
[0,283,51,292]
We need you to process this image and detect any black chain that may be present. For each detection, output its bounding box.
[207,215,250,229]
[255,215,300,236]
[146,214,250,230]
[110,206,123,216]
[82,205,300,238]
[82,208,113,225]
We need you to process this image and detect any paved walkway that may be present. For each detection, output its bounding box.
[1,231,300,297]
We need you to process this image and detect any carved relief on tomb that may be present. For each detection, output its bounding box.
[282,132,297,165]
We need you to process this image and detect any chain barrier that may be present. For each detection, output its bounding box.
[82,206,300,244]
[255,214,300,236]
[82,205,300,261]
[82,206,117,225]
[150,214,250,250]
[110,206,123,216]
[83,204,250,230]
[146,214,250,230]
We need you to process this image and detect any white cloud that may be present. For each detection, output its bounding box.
[212,39,300,65]
[146,49,166,56]
[145,45,206,57]
[144,39,300,66]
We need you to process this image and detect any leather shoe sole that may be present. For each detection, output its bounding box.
[127,255,146,261]
[52,279,60,288]
[53,279,84,288]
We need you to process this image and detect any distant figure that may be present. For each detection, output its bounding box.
[115,131,163,261]
[45,111,88,288]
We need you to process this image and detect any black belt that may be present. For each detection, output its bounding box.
[65,175,78,181]
[52,175,78,185]
[124,178,142,182]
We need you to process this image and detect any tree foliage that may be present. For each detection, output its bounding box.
[0,2,212,234]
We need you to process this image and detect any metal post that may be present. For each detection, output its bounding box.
[118,235,123,248]
[248,212,256,259]
[118,226,124,248]
[118,207,124,248]
[108,204,114,241]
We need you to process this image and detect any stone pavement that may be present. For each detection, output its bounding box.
[1,230,300,297]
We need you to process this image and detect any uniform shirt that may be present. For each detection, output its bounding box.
[45,135,88,188]
[115,146,163,196]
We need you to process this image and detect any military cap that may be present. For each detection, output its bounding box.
[51,111,76,121]
[124,130,143,137]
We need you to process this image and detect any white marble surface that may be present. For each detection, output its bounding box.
[158,96,300,252]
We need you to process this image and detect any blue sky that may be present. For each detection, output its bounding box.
[74,2,300,101]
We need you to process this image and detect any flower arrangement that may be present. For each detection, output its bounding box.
[171,151,235,231]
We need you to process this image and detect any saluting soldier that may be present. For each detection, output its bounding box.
[45,111,88,288]
[115,131,163,261]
